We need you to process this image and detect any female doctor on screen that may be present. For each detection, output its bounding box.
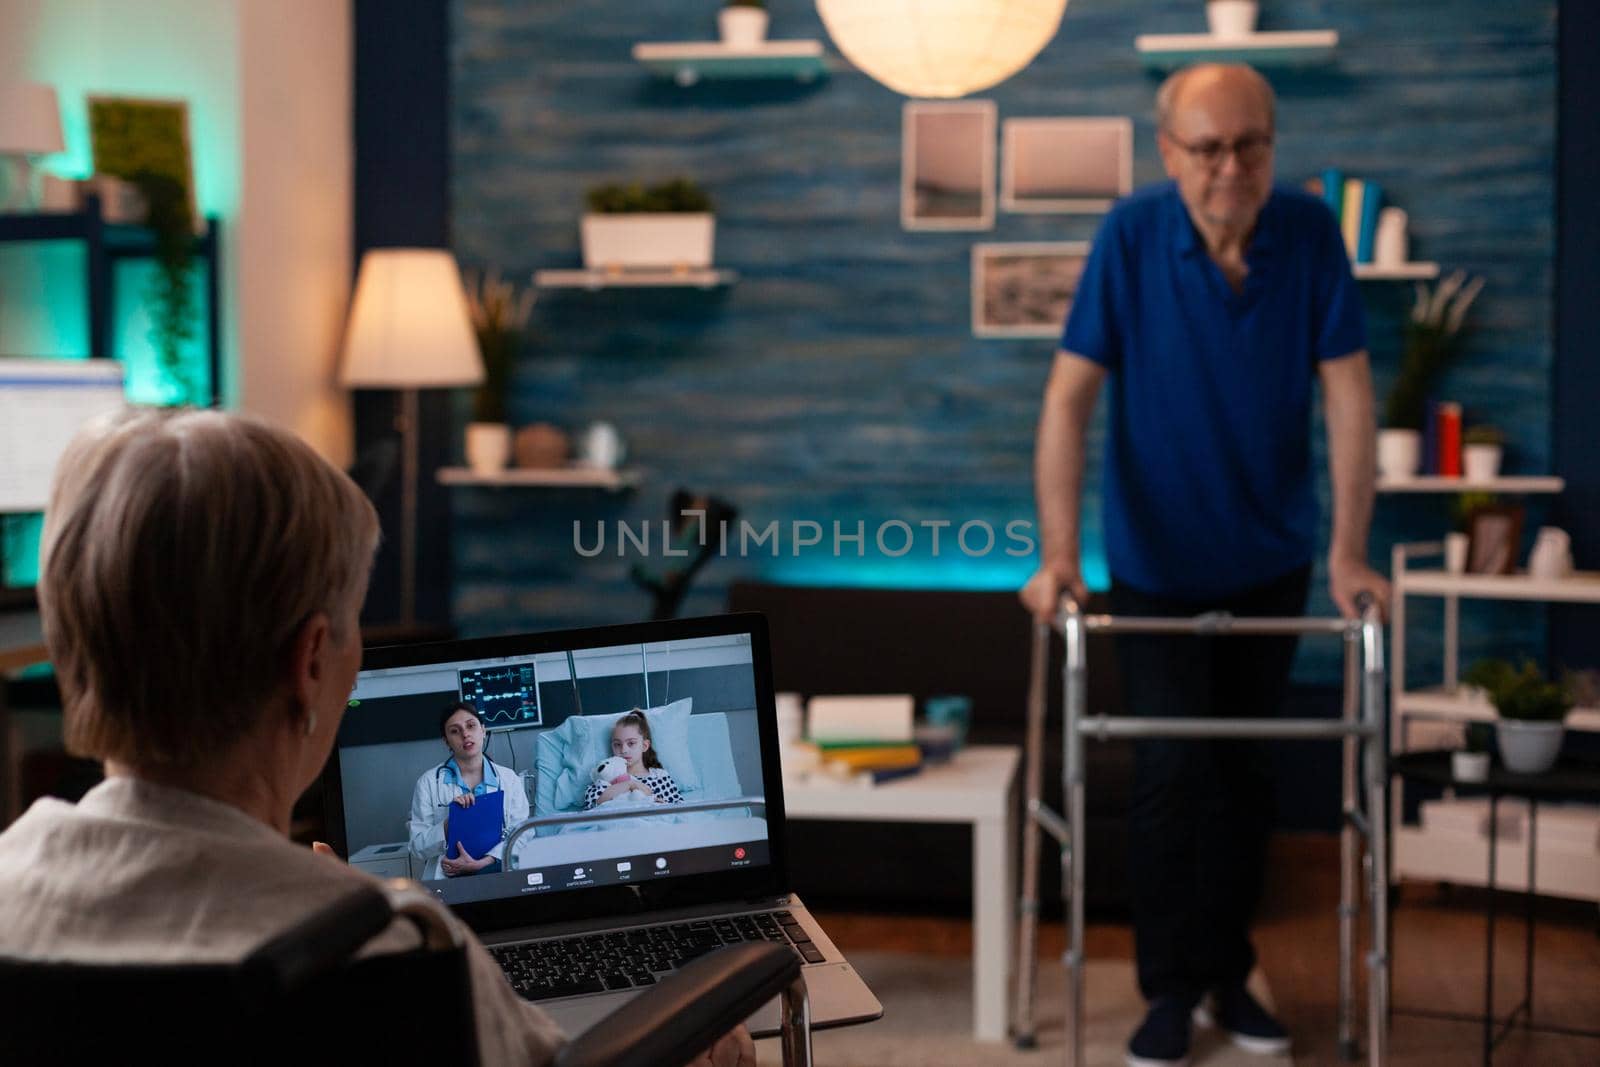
[408,701,529,880]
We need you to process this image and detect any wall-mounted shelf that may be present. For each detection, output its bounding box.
[1134,30,1339,70]
[1397,568,1600,603]
[1377,475,1564,494]
[1395,685,1600,732]
[632,41,828,86]
[1353,261,1440,281]
[534,268,736,290]
[437,465,642,491]
[0,202,222,404]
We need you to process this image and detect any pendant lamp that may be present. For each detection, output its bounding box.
[815,0,1069,99]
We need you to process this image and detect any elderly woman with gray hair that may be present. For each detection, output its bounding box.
[0,408,752,1067]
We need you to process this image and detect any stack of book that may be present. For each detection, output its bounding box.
[802,695,922,786]
[805,740,924,785]
[1315,168,1385,264]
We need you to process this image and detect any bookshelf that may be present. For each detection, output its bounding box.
[1388,540,1600,904]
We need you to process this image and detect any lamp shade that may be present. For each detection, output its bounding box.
[816,0,1068,98]
[340,248,483,388]
[0,82,65,155]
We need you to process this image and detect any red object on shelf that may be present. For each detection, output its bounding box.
[1436,402,1462,476]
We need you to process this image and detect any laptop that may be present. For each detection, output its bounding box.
[321,612,882,1037]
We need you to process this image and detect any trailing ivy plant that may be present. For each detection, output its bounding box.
[130,170,197,403]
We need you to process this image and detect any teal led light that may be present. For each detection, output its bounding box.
[755,550,1110,593]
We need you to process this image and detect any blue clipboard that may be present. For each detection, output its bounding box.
[443,789,505,860]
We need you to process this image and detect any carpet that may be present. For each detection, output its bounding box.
[757,954,1295,1067]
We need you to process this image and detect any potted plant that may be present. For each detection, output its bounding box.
[126,170,197,403]
[1379,271,1485,480]
[1206,1,1259,38]
[1451,721,1491,783]
[1462,424,1505,481]
[581,178,715,273]
[719,0,769,48]
[464,269,534,476]
[1464,658,1571,775]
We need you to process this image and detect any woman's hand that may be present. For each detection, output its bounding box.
[452,792,477,808]
[685,1026,755,1067]
[440,841,493,877]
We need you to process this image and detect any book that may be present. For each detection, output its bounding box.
[1356,180,1383,264]
[1421,398,1439,476]
[1320,167,1344,223]
[1341,178,1364,260]
[807,694,914,743]
[811,738,921,752]
[820,761,924,787]
[816,744,923,771]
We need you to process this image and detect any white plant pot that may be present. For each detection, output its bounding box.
[1462,443,1503,481]
[465,422,512,476]
[580,213,715,272]
[1494,719,1564,775]
[1376,428,1421,480]
[1451,750,1490,783]
[718,7,769,48]
[1206,0,1259,38]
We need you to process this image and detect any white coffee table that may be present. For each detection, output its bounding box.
[783,744,1020,1042]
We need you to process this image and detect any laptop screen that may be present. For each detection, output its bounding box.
[324,614,787,922]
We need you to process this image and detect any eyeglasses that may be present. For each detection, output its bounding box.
[1163,130,1274,169]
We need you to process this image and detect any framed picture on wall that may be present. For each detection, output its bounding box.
[86,95,197,226]
[971,241,1089,338]
[902,100,996,231]
[1465,504,1525,575]
[1001,117,1132,214]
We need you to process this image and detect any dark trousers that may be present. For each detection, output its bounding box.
[1110,565,1311,1004]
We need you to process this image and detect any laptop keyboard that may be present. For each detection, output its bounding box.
[490,910,826,1002]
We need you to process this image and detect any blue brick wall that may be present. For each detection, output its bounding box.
[449,0,1556,686]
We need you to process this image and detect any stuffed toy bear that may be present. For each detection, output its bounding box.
[590,756,652,810]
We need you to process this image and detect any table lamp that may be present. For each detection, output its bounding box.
[0,83,65,213]
[340,248,483,626]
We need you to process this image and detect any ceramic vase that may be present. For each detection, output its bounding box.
[1495,720,1563,775]
[1462,444,1502,481]
[1206,0,1259,37]
[1377,428,1421,480]
[465,422,511,476]
[718,7,769,48]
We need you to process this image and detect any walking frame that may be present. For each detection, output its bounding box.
[1013,595,1389,1065]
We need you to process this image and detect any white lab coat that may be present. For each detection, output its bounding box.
[408,758,530,881]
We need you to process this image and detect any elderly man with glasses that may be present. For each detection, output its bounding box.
[1020,63,1389,1067]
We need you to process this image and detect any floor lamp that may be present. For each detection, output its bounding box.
[340,248,483,628]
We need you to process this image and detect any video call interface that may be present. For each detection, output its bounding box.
[337,633,772,906]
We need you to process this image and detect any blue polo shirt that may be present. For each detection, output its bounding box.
[1061,181,1365,599]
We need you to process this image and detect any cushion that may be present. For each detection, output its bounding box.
[548,698,700,813]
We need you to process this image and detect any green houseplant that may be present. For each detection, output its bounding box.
[1464,658,1571,774]
[86,96,200,403]
[581,178,716,273]
[1377,271,1485,480]
[463,270,533,475]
